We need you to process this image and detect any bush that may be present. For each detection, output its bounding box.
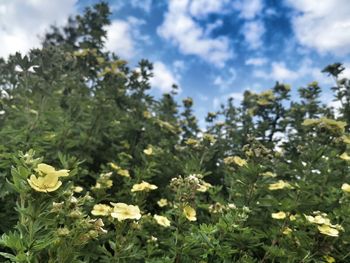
[0,3,350,263]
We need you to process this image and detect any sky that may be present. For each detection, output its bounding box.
[1,0,350,125]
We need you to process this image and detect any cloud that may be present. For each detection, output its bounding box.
[0,0,77,58]
[233,0,263,19]
[253,59,334,86]
[213,91,244,109]
[157,0,233,67]
[213,67,236,92]
[105,20,136,59]
[104,17,149,59]
[241,20,265,50]
[130,0,153,13]
[286,0,350,55]
[189,0,230,18]
[245,57,268,66]
[150,61,179,93]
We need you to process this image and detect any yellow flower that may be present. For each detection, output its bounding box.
[341,183,350,193]
[74,186,84,193]
[339,152,350,161]
[131,181,158,192]
[118,169,130,177]
[197,181,212,192]
[154,215,171,227]
[91,204,112,216]
[271,211,286,219]
[143,111,152,119]
[260,171,277,178]
[27,173,62,193]
[185,138,199,146]
[268,180,291,190]
[224,156,247,166]
[302,117,347,133]
[183,205,196,221]
[289,214,297,221]
[341,135,350,144]
[143,146,153,155]
[323,255,335,263]
[317,224,339,237]
[28,163,69,193]
[35,163,70,177]
[110,203,141,221]
[282,227,293,235]
[109,162,121,171]
[157,198,168,207]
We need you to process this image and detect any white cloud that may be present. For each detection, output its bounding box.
[242,20,265,49]
[0,0,77,58]
[253,59,334,86]
[286,0,350,55]
[213,67,236,92]
[189,0,230,18]
[104,17,149,59]
[150,61,179,93]
[130,0,153,13]
[104,20,136,59]
[213,91,244,109]
[157,0,233,67]
[245,57,268,66]
[233,0,263,19]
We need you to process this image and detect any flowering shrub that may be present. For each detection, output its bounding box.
[0,3,350,262]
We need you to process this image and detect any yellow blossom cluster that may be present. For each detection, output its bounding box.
[92,172,113,191]
[223,156,247,167]
[91,202,142,222]
[302,117,347,134]
[304,212,343,237]
[109,162,130,177]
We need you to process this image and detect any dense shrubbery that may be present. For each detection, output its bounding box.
[1,3,350,262]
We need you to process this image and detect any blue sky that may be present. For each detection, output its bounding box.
[1,0,350,124]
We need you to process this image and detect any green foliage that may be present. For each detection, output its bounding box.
[0,2,350,262]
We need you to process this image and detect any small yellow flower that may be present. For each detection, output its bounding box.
[154,215,171,227]
[341,183,350,193]
[323,255,335,263]
[109,162,121,171]
[131,181,158,192]
[224,156,247,166]
[289,214,297,221]
[197,181,212,192]
[282,227,293,235]
[340,152,350,161]
[143,111,152,119]
[35,163,70,177]
[260,171,277,178]
[185,138,199,146]
[91,204,112,216]
[117,169,130,177]
[143,146,153,155]
[157,198,168,207]
[268,180,291,190]
[183,205,196,221]
[27,173,62,193]
[271,211,286,219]
[317,224,339,237]
[110,203,141,221]
[341,135,350,144]
[74,186,84,193]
